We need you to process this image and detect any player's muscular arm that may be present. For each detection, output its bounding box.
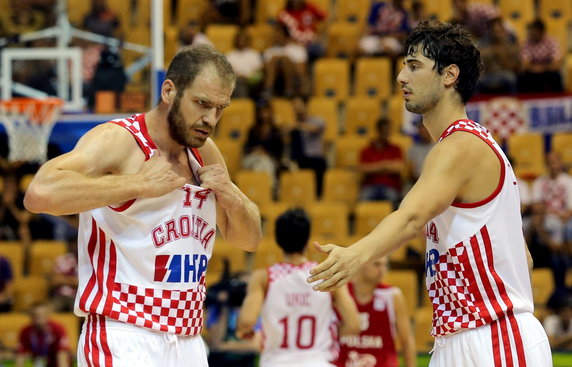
[236,269,266,340]
[198,138,262,252]
[309,137,476,291]
[24,124,186,215]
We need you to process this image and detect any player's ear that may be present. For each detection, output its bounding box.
[443,64,460,88]
[161,79,177,104]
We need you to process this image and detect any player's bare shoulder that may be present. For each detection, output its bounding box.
[76,122,147,175]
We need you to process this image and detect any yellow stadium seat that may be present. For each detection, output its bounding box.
[28,240,67,277]
[354,57,393,101]
[384,269,419,315]
[0,312,30,350]
[387,95,405,136]
[414,306,435,353]
[552,132,572,169]
[212,137,242,179]
[236,170,274,208]
[344,97,382,137]
[308,202,350,243]
[247,23,274,52]
[217,98,255,144]
[538,0,572,22]
[499,0,535,39]
[176,0,209,28]
[321,168,360,208]
[326,22,361,58]
[566,54,572,93]
[419,0,453,21]
[253,238,284,270]
[270,98,296,128]
[205,24,239,54]
[256,0,287,24]
[13,276,48,311]
[389,133,413,181]
[335,0,370,26]
[278,169,317,207]
[308,97,339,143]
[109,0,133,32]
[531,268,554,320]
[544,17,568,56]
[52,312,80,354]
[67,0,91,26]
[125,24,151,46]
[18,173,34,193]
[507,132,545,180]
[0,241,24,280]
[313,58,350,102]
[311,0,331,14]
[354,201,394,237]
[259,202,294,239]
[334,135,369,168]
[210,237,248,275]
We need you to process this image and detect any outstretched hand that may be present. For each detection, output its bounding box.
[307,242,365,292]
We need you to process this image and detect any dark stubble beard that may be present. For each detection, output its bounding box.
[168,94,204,148]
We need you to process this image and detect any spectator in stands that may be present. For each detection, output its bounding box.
[450,0,499,40]
[544,292,572,351]
[242,102,285,193]
[0,174,32,244]
[409,1,427,29]
[407,123,433,184]
[335,257,416,367]
[0,0,46,37]
[518,19,563,93]
[178,20,213,50]
[262,23,309,98]
[225,29,264,99]
[358,118,404,206]
[277,0,327,61]
[289,96,328,197]
[0,255,14,313]
[204,0,252,25]
[205,266,259,367]
[49,240,78,313]
[15,302,71,367]
[359,0,411,58]
[82,0,121,38]
[531,151,572,290]
[478,17,520,94]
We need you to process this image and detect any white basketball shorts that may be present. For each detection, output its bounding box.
[77,314,208,367]
[429,312,552,367]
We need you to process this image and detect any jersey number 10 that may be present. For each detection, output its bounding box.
[279,315,317,349]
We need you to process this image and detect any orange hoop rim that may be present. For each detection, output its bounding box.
[0,97,64,125]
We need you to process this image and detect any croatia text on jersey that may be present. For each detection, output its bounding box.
[154,254,208,283]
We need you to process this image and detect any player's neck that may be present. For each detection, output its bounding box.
[422,95,468,142]
[282,253,308,265]
[145,107,186,157]
[353,281,376,304]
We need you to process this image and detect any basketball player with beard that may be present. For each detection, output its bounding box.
[24,44,262,366]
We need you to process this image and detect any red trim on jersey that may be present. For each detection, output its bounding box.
[99,315,113,366]
[190,147,204,167]
[464,236,494,321]
[498,316,514,366]
[90,228,107,312]
[136,114,158,150]
[103,240,117,315]
[80,219,99,312]
[469,234,504,320]
[108,199,135,212]
[438,120,506,209]
[507,312,527,366]
[491,320,502,367]
[89,314,100,366]
[83,315,93,367]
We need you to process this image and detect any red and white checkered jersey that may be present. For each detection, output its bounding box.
[75,114,216,336]
[261,262,339,366]
[425,120,533,337]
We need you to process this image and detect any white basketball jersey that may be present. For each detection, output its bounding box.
[260,262,339,366]
[425,120,534,338]
[75,114,217,336]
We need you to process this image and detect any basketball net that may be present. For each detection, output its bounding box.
[0,98,63,164]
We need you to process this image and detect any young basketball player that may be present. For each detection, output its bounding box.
[308,21,552,366]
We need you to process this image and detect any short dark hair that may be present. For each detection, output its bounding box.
[275,208,311,254]
[404,21,482,104]
[164,44,236,95]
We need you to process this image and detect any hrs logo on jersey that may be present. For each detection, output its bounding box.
[154,254,208,283]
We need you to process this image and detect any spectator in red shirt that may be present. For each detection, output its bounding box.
[277,0,327,61]
[518,19,563,93]
[358,118,404,206]
[15,302,71,367]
